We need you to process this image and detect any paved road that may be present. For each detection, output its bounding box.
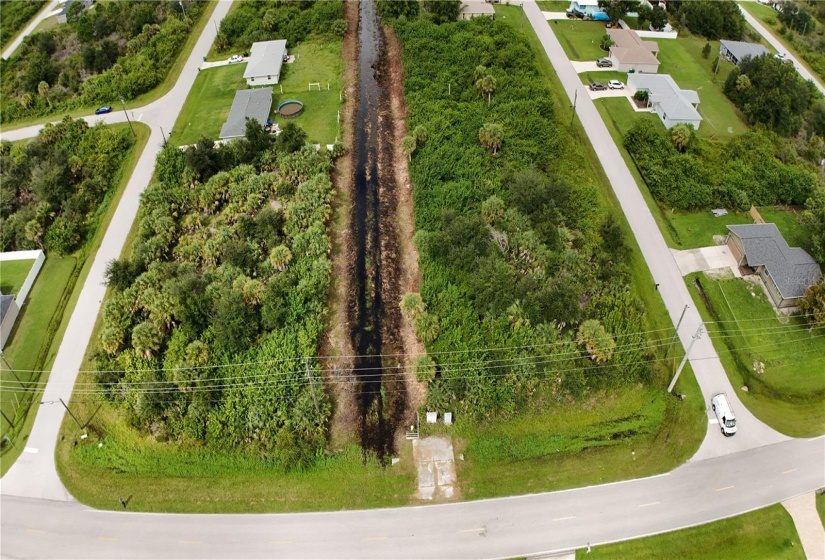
[1,437,822,559]
[0,0,235,502]
[739,2,825,96]
[520,0,787,461]
[1,0,59,60]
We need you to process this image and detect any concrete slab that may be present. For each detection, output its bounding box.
[670,246,739,277]
[571,61,614,73]
[588,89,629,100]
[412,436,457,500]
[543,11,569,20]
[782,492,825,560]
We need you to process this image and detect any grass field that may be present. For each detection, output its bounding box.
[552,19,609,60]
[817,492,825,528]
[170,64,247,146]
[536,1,571,12]
[270,39,343,145]
[0,123,151,475]
[655,35,748,140]
[687,272,825,437]
[0,259,34,294]
[577,504,804,560]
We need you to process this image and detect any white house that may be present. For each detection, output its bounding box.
[243,40,288,86]
[568,0,602,16]
[628,73,702,130]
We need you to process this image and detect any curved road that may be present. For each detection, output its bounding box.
[1,0,59,61]
[1,1,822,558]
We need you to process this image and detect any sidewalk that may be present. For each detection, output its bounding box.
[782,492,825,560]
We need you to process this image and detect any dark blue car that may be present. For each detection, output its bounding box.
[95,106,112,115]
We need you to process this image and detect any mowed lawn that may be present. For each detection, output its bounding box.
[655,34,748,139]
[0,259,34,294]
[270,39,343,145]
[577,504,804,560]
[551,20,609,60]
[1,256,77,435]
[687,272,825,436]
[170,63,247,146]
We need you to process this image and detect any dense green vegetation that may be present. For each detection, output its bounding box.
[577,505,803,560]
[668,0,745,41]
[741,1,825,83]
[0,117,134,254]
[395,13,657,421]
[214,0,344,55]
[0,0,207,124]
[92,124,333,469]
[688,272,825,436]
[625,121,818,213]
[0,0,47,49]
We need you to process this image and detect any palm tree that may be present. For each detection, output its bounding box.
[400,292,425,321]
[481,195,505,225]
[412,125,428,144]
[414,355,437,383]
[507,301,530,330]
[131,321,163,359]
[20,93,33,109]
[185,340,210,366]
[474,65,489,81]
[37,81,51,107]
[670,123,693,153]
[576,319,616,363]
[479,123,504,155]
[414,312,441,344]
[269,245,292,271]
[100,326,125,355]
[476,74,497,107]
[401,135,417,162]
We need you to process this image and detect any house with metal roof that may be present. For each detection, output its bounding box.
[627,73,702,130]
[460,0,496,19]
[55,0,93,24]
[726,224,822,308]
[219,87,273,140]
[243,40,288,86]
[607,28,660,73]
[719,40,770,66]
[0,293,19,349]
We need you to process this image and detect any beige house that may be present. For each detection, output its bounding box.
[460,0,496,19]
[726,224,821,308]
[607,28,660,73]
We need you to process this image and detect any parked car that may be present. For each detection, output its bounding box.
[94,106,112,115]
[596,58,613,68]
[589,81,608,91]
[711,393,737,436]
[608,80,624,89]
[572,8,585,18]
[566,9,576,18]
[775,53,793,65]
[228,55,242,63]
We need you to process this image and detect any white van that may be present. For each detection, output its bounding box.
[711,393,737,436]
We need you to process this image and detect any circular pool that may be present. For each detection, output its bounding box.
[277,100,304,118]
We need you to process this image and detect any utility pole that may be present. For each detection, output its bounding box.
[59,398,83,430]
[570,88,578,127]
[664,305,689,358]
[304,360,320,416]
[120,96,135,137]
[667,323,703,394]
[178,0,188,21]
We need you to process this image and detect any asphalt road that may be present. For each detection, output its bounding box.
[1,437,822,559]
[0,3,822,559]
[739,1,825,96]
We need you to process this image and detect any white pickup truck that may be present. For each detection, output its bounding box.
[711,393,737,436]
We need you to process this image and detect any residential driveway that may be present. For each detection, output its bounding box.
[588,88,628,100]
[542,11,569,20]
[201,58,247,70]
[571,61,614,73]
[670,246,740,277]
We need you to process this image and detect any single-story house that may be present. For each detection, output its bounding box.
[56,0,93,24]
[0,293,19,349]
[607,28,660,73]
[219,87,273,140]
[243,40,288,86]
[726,224,822,308]
[719,40,770,66]
[568,0,603,16]
[460,0,496,19]
[628,73,702,130]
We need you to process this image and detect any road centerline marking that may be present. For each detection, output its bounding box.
[782,468,798,474]
[638,501,660,508]
[460,527,485,533]
[552,516,576,521]
[715,485,734,492]
[26,528,46,534]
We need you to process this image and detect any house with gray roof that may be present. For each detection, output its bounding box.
[726,224,822,308]
[243,40,288,86]
[607,28,660,73]
[719,40,770,66]
[1,293,19,349]
[627,73,702,130]
[219,87,273,140]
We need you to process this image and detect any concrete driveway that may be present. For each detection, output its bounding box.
[670,246,740,277]
[588,88,628,100]
[543,11,569,20]
[571,60,614,73]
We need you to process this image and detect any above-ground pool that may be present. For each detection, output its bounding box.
[277,100,304,118]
